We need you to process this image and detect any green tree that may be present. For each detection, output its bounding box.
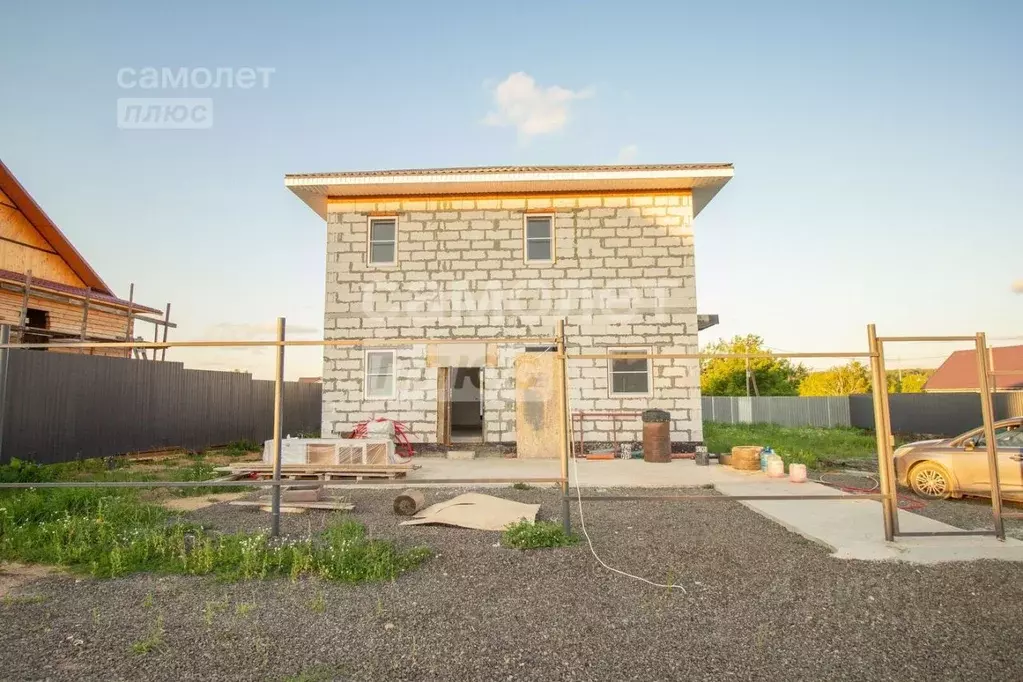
[700,334,807,396]
[887,369,933,393]
[798,361,872,396]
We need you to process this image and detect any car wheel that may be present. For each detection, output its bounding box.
[909,462,953,499]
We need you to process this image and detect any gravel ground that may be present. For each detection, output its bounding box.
[813,471,1023,540]
[2,486,1023,681]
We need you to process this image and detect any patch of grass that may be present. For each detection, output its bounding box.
[235,602,256,616]
[703,422,883,469]
[2,594,48,605]
[0,489,430,583]
[308,590,326,613]
[130,615,164,655]
[282,664,340,682]
[510,482,532,490]
[203,600,228,626]
[142,591,154,609]
[501,520,579,550]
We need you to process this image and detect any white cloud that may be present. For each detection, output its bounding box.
[617,144,639,163]
[1012,280,1023,294]
[483,72,593,139]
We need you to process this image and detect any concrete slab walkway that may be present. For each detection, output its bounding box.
[396,457,1023,564]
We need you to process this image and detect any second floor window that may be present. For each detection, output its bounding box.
[524,215,553,262]
[368,218,397,265]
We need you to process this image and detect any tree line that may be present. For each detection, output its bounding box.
[699,334,935,397]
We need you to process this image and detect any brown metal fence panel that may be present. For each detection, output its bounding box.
[0,351,321,464]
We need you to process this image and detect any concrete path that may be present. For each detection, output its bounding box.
[397,457,1023,564]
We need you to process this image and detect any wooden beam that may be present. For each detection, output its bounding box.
[160,303,171,361]
[80,287,91,341]
[18,270,31,342]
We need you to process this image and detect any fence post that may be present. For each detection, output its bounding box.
[0,324,9,464]
[556,319,571,535]
[270,318,286,538]
[975,332,1005,541]
[867,324,896,542]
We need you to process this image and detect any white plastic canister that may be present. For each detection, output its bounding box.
[789,463,808,483]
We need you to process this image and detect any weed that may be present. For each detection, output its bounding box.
[142,591,154,609]
[0,489,429,583]
[510,482,532,491]
[282,664,339,682]
[501,520,579,550]
[308,591,326,614]
[92,607,101,626]
[203,600,228,626]
[375,594,384,616]
[235,602,256,616]
[130,615,164,655]
[1,594,48,605]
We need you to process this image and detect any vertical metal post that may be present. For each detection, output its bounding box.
[975,332,1005,541]
[270,317,287,537]
[867,325,895,541]
[160,303,171,361]
[556,320,571,534]
[0,324,9,465]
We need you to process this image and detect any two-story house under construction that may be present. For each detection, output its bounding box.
[286,164,732,456]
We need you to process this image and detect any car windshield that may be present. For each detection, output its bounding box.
[975,424,1023,448]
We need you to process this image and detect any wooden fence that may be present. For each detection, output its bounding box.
[0,350,321,464]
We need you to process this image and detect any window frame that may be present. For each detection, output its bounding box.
[522,213,555,264]
[364,349,397,400]
[607,346,653,398]
[366,216,398,266]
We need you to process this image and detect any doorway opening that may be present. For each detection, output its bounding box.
[449,367,483,443]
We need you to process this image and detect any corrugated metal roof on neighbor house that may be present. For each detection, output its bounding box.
[924,345,1023,391]
[0,158,113,294]
[285,163,734,180]
[0,268,163,315]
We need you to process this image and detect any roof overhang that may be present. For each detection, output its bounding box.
[285,164,733,219]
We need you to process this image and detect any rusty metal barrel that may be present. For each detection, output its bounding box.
[641,409,671,463]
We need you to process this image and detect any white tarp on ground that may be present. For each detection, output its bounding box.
[400,493,540,531]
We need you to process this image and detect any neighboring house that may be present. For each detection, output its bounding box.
[924,345,1023,392]
[286,164,732,452]
[0,159,165,356]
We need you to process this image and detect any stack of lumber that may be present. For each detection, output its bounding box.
[229,485,355,512]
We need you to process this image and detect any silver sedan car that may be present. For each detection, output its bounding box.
[893,417,1023,500]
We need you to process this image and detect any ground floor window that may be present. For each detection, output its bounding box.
[608,347,651,396]
[364,349,396,399]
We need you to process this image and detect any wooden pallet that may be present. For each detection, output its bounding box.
[216,463,418,481]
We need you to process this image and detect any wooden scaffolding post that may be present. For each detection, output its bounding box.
[556,319,571,534]
[975,332,1006,541]
[18,270,32,343]
[80,287,91,342]
[160,303,171,361]
[124,283,135,355]
[867,324,896,541]
[269,317,286,537]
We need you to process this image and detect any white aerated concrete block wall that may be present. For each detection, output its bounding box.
[321,194,702,446]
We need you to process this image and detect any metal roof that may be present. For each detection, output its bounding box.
[285,163,733,180]
[925,345,1023,391]
[285,163,734,218]
[0,268,163,314]
[0,158,112,294]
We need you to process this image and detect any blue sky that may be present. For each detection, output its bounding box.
[1,0,1020,378]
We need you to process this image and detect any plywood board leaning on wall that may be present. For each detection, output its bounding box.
[514,352,560,458]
